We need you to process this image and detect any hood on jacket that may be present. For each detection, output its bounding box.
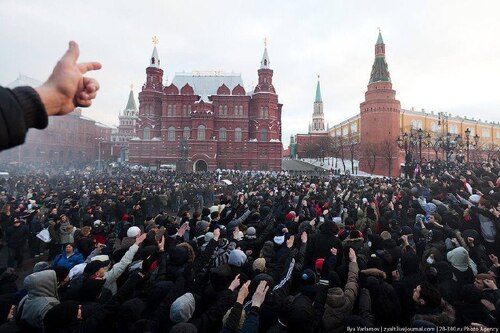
[447,247,473,272]
[24,270,58,298]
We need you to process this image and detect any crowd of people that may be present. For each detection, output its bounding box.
[0,158,498,332]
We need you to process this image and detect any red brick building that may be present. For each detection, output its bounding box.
[128,44,283,171]
[358,32,401,177]
[293,77,330,158]
[291,32,403,176]
[109,89,139,163]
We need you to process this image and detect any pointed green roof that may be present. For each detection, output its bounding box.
[125,90,137,110]
[369,57,391,84]
[376,31,384,45]
[315,79,322,102]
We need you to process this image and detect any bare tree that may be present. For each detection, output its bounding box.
[363,143,378,175]
[380,139,398,177]
[347,135,358,174]
[332,136,347,173]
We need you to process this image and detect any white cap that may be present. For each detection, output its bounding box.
[127,226,141,238]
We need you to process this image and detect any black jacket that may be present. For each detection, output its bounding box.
[0,86,48,151]
[6,224,29,249]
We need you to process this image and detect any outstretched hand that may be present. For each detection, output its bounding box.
[36,41,101,116]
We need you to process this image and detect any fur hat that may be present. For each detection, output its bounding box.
[252,258,266,272]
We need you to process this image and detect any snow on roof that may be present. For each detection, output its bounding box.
[171,72,244,102]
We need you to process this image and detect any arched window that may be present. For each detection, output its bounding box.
[223,105,228,115]
[235,127,242,142]
[183,105,187,116]
[167,105,172,117]
[219,105,223,115]
[168,126,176,141]
[260,128,267,141]
[197,125,205,141]
[411,120,417,130]
[143,127,151,140]
[430,122,438,132]
[342,127,349,136]
[239,105,243,116]
[219,128,227,141]
[183,127,190,139]
[351,123,357,133]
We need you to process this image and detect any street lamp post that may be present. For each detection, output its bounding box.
[95,137,104,171]
[473,133,480,161]
[425,133,432,161]
[465,128,471,163]
[98,140,102,171]
[397,132,412,178]
[444,132,452,161]
[417,128,423,162]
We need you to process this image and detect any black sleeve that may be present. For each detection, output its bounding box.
[0,86,48,151]
[221,302,243,333]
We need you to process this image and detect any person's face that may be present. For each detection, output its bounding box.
[412,285,424,305]
[96,267,106,278]
[474,278,485,290]
[65,245,74,254]
[13,220,21,226]
[428,215,435,224]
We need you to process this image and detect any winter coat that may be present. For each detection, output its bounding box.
[59,221,75,244]
[305,222,343,268]
[17,270,59,330]
[0,86,48,152]
[6,223,29,249]
[411,300,456,326]
[52,249,84,270]
[322,262,359,332]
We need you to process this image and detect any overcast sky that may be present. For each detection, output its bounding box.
[1,0,499,145]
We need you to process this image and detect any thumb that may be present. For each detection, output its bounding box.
[61,41,79,64]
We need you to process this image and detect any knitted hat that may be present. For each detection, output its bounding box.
[469,194,481,204]
[285,211,296,221]
[204,232,214,243]
[301,269,316,285]
[170,293,196,323]
[246,227,257,238]
[228,249,247,267]
[315,258,325,272]
[127,226,141,238]
[196,220,210,234]
[252,258,266,272]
